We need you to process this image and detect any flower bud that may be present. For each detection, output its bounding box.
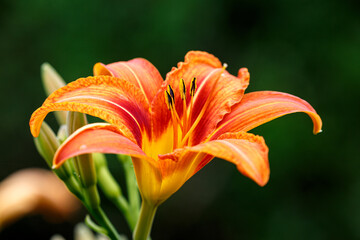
[34,121,82,199]
[41,63,67,125]
[34,122,69,179]
[67,112,100,208]
[34,121,72,181]
[57,124,68,144]
[34,121,59,168]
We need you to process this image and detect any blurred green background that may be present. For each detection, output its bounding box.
[0,0,359,239]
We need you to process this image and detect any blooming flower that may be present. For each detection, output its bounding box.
[30,51,322,207]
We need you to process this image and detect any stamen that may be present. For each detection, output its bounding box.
[172,106,184,130]
[190,77,197,97]
[170,110,178,149]
[180,78,187,132]
[164,90,173,110]
[167,85,175,103]
[165,89,178,149]
[186,77,197,136]
[179,78,186,100]
[167,84,184,130]
[166,69,229,148]
[164,85,184,149]
[180,68,226,146]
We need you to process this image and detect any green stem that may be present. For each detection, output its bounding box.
[85,215,108,235]
[114,195,129,213]
[83,184,100,210]
[119,155,140,215]
[63,175,83,201]
[114,196,137,231]
[88,207,121,240]
[133,201,157,240]
[95,153,137,230]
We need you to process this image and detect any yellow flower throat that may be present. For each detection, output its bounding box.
[143,64,227,160]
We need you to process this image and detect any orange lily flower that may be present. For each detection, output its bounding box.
[30,51,322,207]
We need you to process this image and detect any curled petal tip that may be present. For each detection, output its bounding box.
[250,168,269,187]
[257,177,269,187]
[238,68,250,79]
[93,62,111,76]
[52,156,67,169]
[310,113,323,135]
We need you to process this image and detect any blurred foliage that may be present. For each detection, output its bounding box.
[0,0,359,239]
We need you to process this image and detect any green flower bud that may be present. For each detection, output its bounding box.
[41,63,67,125]
[34,121,60,168]
[57,124,68,143]
[67,112,100,209]
[34,121,82,198]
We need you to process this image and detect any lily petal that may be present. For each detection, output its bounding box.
[189,67,250,145]
[210,91,323,139]
[53,123,162,205]
[159,131,269,188]
[157,151,212,203]
[53,123,151,168]
[205,132,269,186]
[94,58,163,104]
[30,76,150,145]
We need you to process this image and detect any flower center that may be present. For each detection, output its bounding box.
[164,63,228,151]
[142,64,228,160]
[164,77,196,149]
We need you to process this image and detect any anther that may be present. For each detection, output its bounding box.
[180,78,186,100]
[190,77,197,97]
[164,87,183,129]
[167,85,175,103]
[165,90,173,110]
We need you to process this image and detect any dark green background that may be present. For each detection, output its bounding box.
[0,0,359,239]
